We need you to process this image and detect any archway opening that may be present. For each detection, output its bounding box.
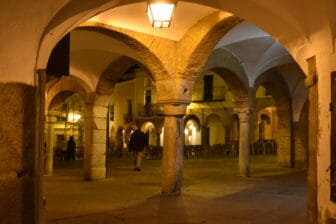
[39,2,308,223]
[45,91,85,175]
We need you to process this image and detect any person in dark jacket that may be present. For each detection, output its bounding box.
[128,127,146,171]
[66,136,76,160]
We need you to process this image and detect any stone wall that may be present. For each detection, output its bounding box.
[293,102,308,169]
[0,84,39,224]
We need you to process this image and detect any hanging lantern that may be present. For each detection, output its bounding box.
[147,0,177,28]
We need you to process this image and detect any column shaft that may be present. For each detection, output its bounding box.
[239,120,250,176]
[84,104,107,180]
[161,115,184,195]
[45,123,54,175]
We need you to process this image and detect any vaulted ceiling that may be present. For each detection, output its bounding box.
[70,1,305,98]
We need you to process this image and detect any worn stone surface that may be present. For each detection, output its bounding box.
[44,156,307,224]
[274,98,292,168]
[161,116,184,195]
[293,101,308,169]
[84,103,108,180]
[237,111,251,177]
[156,79,194,105]
[0,83,37,224]
[306,56,318,224]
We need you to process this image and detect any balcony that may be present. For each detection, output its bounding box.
[192,86,226,102]
[138,103,164,116]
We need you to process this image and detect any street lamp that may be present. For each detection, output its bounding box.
[147,0,177,28]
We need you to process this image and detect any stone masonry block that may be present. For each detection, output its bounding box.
[94,105,108,118]
[90,143,106,155]
[92,130,107,144]
[85,153,106,167]
[85,117,107,129]
[84,167,106,180]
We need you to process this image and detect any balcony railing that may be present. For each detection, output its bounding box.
[138,103,164,116]
[192,86,226,102]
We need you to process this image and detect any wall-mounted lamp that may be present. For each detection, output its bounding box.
[147,0,177,28]
[67,112,81,123]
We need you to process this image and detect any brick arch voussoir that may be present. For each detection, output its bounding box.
[77,24,169,80]
[180,14,243,79]
[46,76,93,112]
[96,56,145,95]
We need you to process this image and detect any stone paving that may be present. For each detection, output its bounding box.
[44,155,307,224]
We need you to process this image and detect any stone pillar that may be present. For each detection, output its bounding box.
[237,110,251,177]
[0,81,45,223]
[156,132,161,146]
[275,97,292,167]
[45,116,56,176]
[306,56,318,224]
[233,97,252,177]
[161,104,186,195]
[84,103,108,180]
[156,78,193,195]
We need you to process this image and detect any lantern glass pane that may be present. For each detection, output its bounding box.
[148,3,174,21]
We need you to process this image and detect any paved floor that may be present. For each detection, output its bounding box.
[44,155,307,224]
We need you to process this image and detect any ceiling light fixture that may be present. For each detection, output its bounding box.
[147,0,177,28]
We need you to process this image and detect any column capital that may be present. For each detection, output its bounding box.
[156,78,194,104]
[235,108,252,123]
[232,97,254,122]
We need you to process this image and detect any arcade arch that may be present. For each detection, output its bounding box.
[45,76,91,176]
[31,1,313,223]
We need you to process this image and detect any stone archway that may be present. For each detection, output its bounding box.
[45,76,92,176]
[141,121,156,146]
[205,113,224,146]
[184,115,201,146]
[254,70,293,167]
[30,0,312,222]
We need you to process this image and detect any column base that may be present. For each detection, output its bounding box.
[84,167,106,180]
[161,191,181,197]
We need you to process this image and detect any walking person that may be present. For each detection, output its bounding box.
[66,136,76,160]
[128,126,147,171]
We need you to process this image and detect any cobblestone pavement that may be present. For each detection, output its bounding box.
[44,155,307,224]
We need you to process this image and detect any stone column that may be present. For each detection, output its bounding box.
[156,78,193,195]
[45,115,56,176]
[305,56,318,224]
[275,97,292,167]
[84,103,108,180]
[156,132,161,146]
[237,110,251,177]
[161,104,186,195]
[233,97,252,177]
[0,81,45,223]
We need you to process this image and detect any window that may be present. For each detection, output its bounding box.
[145,90,151,115]
[127,99,132,117]
[109,104,114,121]
[203,75,213,101]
